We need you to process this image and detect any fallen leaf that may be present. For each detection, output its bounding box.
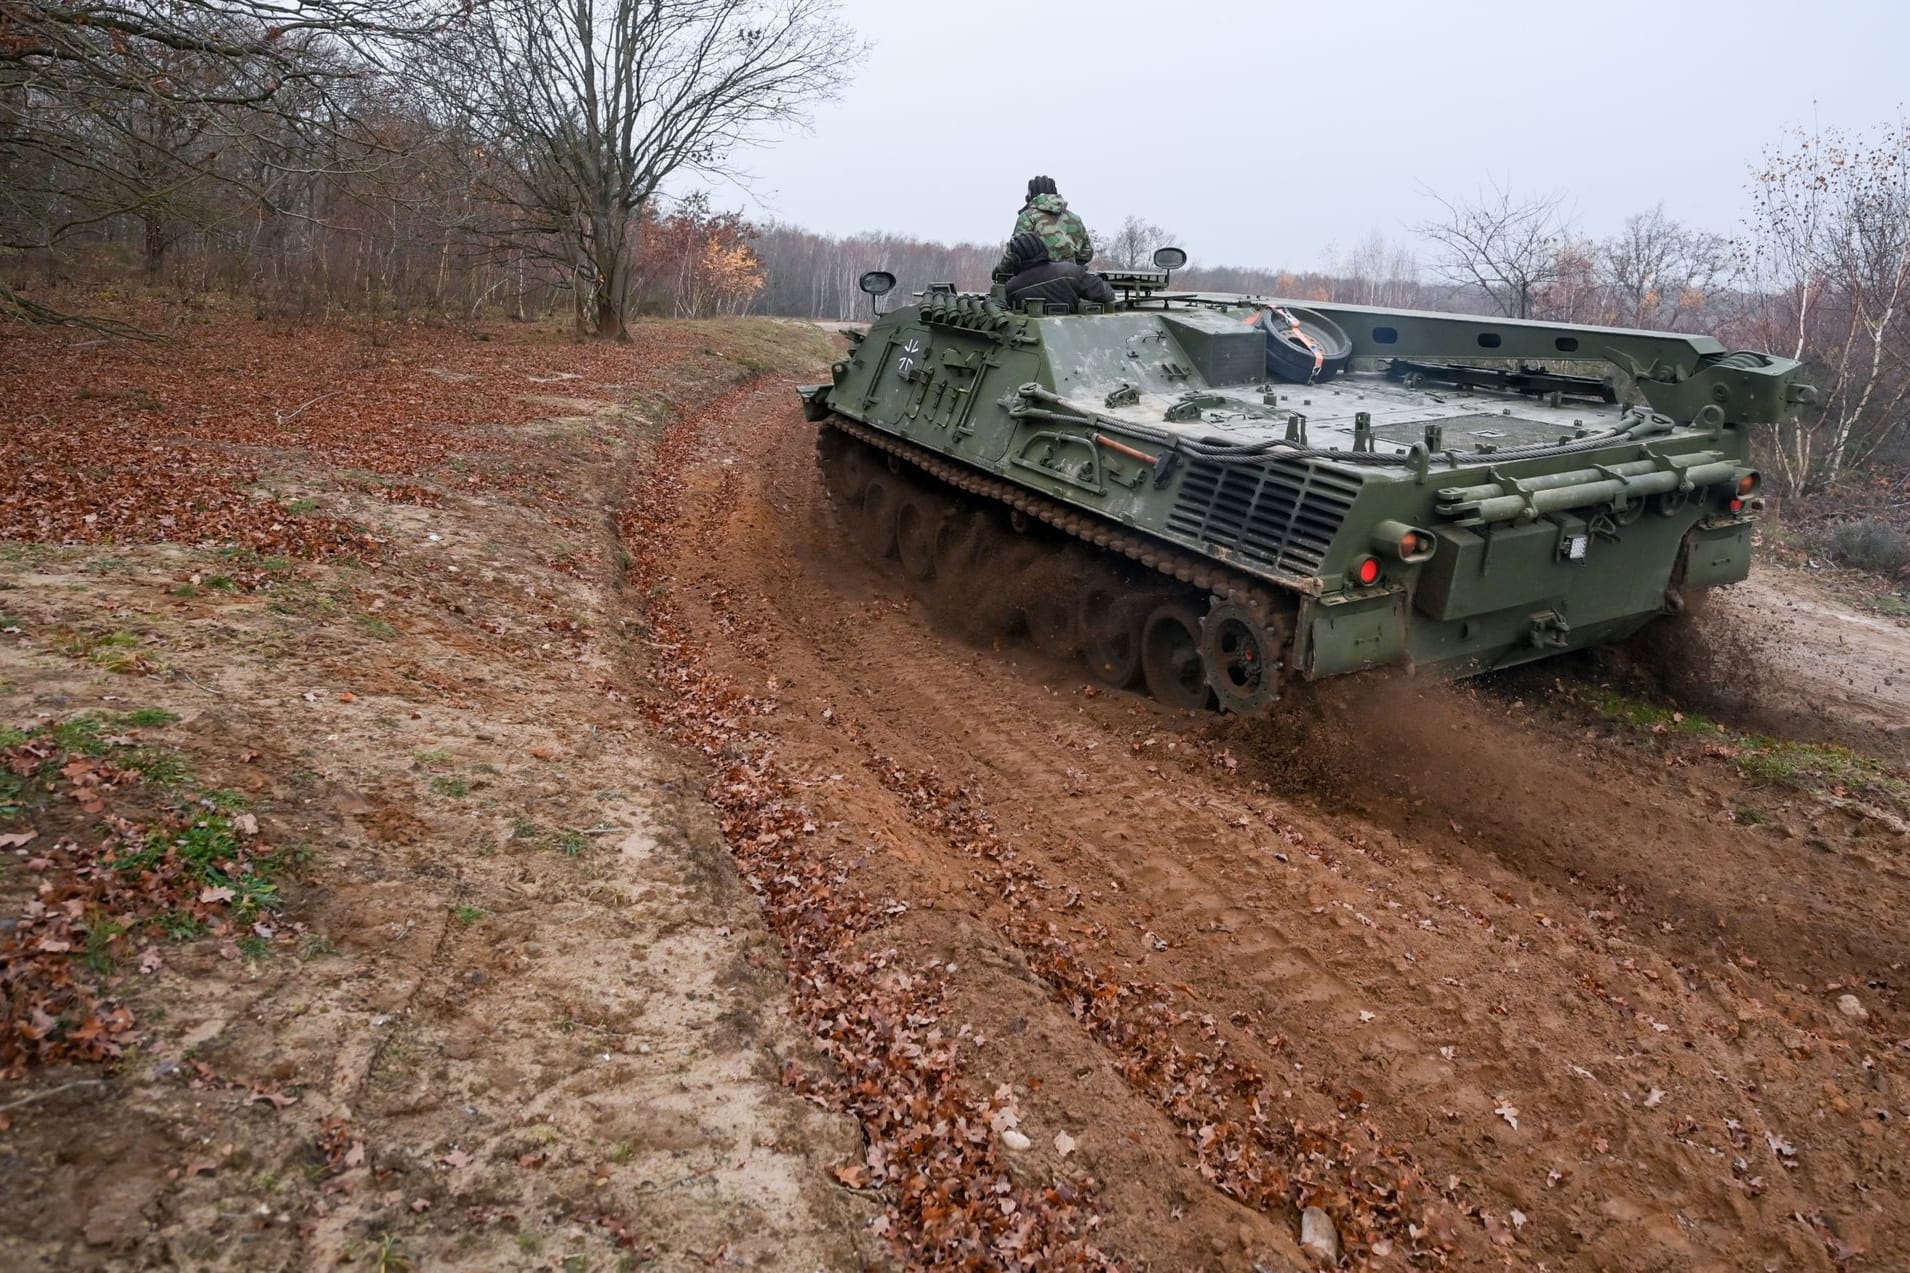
[233,813,259,836]
[831,1162,870,1188]
[1053,1130,1076,1157]
[199,886,236,904]
[1644,1088,1666,1109]
[515,1152,546,1169]
[410,1198,430,1213]
[440,1149,473,1170]
[530,745,557,760]
[0,830,36,849]
[344,1142,366,1168]
[138,947,163,974]
[337,691,356,703]
[1494,1100,1520,1130]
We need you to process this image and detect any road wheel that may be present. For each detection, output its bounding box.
[855,476,898,560]
[834,435,876,506]
[1077,583,1142,687]
[895,494,947,582]
[1024,592,1080,660]
[1140,602,1212,711]
[1200,601,1282,715]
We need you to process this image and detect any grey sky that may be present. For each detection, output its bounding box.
[721,0,1907,271]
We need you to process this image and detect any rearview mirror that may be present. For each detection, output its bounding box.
[858,270,897,296]
[1152,247,1187,271]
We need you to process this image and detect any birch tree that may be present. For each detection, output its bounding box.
[1740,121,1910,493]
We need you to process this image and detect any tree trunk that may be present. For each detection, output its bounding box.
[143,212,165,278]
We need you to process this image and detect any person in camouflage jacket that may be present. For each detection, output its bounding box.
[992,175,1094,278]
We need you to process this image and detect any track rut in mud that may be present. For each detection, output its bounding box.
[654,373,1910,1270]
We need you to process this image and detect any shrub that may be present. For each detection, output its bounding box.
[1826,518,1910,576]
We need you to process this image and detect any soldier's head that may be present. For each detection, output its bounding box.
[1026,175,1058,202]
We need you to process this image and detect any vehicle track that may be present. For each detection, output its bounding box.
[656,375,1910,1270]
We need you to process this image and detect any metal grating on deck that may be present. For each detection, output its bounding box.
[1164,458,1364,580]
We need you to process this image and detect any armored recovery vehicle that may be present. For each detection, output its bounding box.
[797,254,1815,713]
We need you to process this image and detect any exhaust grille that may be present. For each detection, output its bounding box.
[1164,458,1364,580]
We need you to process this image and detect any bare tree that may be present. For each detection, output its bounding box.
[0,0,452,325]
[1739,120,1910,493]
[412,0,860,341]
[1099,215,1178,269]
[1599,205,1732,331]
[1328,229,1421,307]
[1416,179,1572,319]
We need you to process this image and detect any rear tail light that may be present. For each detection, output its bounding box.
[1353,556,1382,586]
[1371,520,1436,564]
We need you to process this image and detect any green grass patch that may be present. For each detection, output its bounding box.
[452,905,484,925]
[121,707,178,728]
[83,915,130,975]
[49,716,109,756]
[124,747,192,788]
[1732,738,1908,799]
[157,909,202,940]
[285,498,321,515]
[430,776,471,798]
[53,627,151,673]
[358,615,397,640]
[557,829,589,856]
[1583,687,1908,805]
[1581,688,1722,736]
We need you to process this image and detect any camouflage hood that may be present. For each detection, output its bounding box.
[1023,192,1070,216]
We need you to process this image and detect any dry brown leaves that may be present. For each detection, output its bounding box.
[620,384,1111,1269]
[0,731,286,1078]
[0,318,705,559]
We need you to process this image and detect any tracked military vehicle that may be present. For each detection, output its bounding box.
[797,253,1815,713]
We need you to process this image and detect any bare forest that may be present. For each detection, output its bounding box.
[4,0,1906,505]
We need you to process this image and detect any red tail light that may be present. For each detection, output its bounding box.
[1353,556,1382,586]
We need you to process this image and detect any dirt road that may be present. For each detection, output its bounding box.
[638,374,1910,1269]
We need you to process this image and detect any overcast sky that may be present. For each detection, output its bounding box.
[717,0,1907,271]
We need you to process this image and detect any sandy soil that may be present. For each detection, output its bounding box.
[0,322,878,1271]
[1713,572,1910,741]
[629,372,1910,1270]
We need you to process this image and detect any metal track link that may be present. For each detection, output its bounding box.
[824,416,1291,626]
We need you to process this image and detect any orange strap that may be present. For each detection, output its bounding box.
[1271,305,1326,375]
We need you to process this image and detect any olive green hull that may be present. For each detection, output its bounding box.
[805,291,1805,688]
